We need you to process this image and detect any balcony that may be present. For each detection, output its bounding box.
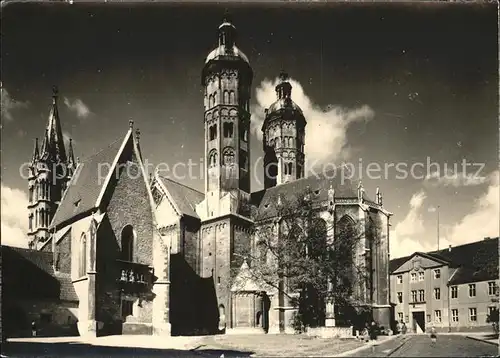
[116,259,154,293]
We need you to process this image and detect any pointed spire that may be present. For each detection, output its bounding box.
[43,86,67,163]
[67,138,75,166]
[40,128,50,159]
[357,180,365,202]
[31,137,40,163]
[376,187,383,206]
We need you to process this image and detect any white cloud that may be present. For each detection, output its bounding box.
[1,183,29,248]
[390,191,435,258]
[63,97,92,119]
[445,170,499,244]
[425,169,488,187]
[1,85,29,122]
[390,170,499,259]
[250,77,374,166]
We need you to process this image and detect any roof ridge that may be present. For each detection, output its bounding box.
[160,176,203,194]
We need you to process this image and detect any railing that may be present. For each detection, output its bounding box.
[115,259,154,291]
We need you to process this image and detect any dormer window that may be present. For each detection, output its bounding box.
[74,199,81,208]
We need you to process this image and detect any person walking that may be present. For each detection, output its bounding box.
[31,320,37,337]
[401,321,407,335]
[430,324,437,344]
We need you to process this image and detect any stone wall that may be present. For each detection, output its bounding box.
[2,299,78,338]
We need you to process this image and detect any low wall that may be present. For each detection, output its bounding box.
[306,326,354,339]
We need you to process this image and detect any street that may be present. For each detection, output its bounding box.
[352,334,498,357]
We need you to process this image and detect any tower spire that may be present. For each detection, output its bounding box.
[31,137,40,164]
[68,138,75,165]
[43,85,67,162]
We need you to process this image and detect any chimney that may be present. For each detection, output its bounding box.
[448,245,452,252]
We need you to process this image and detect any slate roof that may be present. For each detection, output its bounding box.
[389,237,499,285]
[1,245,78,302]
[158,176,204,219]
[250,170,373,219]
[50,136,125,229]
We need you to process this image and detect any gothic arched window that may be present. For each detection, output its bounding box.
[121,225,135,262]
[222,148,235,166]
[286,163,293,176]
[208,150,218,168]
[40,208,45,227]
[229,90,235,104]
[79,233,87,277]
[223,90,229,104]
[213,91,218,106]
[29,185,33,202]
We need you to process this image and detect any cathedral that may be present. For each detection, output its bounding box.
[2,17,392,339]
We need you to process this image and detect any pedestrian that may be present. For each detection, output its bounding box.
[401,321,407,335]
[31,320,37,337]
[396,321,402,335]
[430,325,437,344]
[369,320,378,340]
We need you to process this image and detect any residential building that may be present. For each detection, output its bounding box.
[390,237,499,333]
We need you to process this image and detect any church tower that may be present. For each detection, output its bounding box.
[262,71,306,188]
[201,14,253,219]
[198,15,254,332]
[27,86,75,249]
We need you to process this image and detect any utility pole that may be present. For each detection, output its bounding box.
[437,205,440,251]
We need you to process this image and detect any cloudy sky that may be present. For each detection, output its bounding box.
[1,2,498,257]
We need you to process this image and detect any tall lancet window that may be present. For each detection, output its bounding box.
[79,233,87,277]
[121,225,135,262]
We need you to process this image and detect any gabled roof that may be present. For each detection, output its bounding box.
[50,130,131,229]
[231,260,267,292]
[390,237,499,285]
[1,245,78,302]
[157,176,204,219]
[250,170,373,219]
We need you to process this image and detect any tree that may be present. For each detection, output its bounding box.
[231,187,381,332]
[487,307,499,334]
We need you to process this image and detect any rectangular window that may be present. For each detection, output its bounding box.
[418,271,425,281]
[397,292,403,303]
[469,284,476,297]
[397,275,403,284]
[488,281,497,296]
[451,286,458,298]
[411,273,417,282]
[452,309,459,322]
[418,289,425,302]
[469,308,477,322]
[434,288,441,300]
[433,269,441,279]
[398,312,403,321]
[411,290,417,302]
[426,314,431,322]
[434,310,442,323]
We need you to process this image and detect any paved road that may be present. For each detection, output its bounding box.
[352,335,498,357]
[1,341,249,358]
